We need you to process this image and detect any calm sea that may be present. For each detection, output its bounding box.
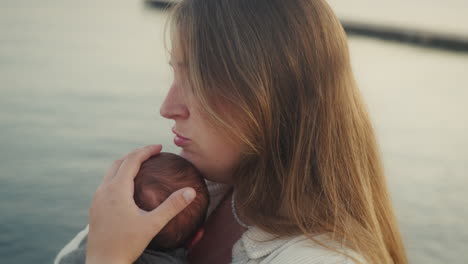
[1,1,467,263]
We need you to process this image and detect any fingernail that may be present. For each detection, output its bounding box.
[183,189,196,202]
[149,144,161,150]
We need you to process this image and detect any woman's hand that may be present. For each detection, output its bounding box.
[85,144,196,264]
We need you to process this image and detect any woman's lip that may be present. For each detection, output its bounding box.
[174,135,190,147]
[172,127,190,147]
[171,127,190,140]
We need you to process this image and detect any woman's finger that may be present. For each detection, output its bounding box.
[114,144,162,185]
[147,187,196,231]
[102,159,124,184]
[101,147,142,184]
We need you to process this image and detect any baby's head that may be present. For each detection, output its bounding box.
[133,152,209,251]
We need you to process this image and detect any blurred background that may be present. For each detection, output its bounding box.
[0,0,467,263]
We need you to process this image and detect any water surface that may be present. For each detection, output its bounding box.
[1,1,467,263]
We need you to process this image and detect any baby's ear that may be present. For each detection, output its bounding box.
[186,228,204,250]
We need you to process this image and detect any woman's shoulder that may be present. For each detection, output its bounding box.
[267,235,363,264]
[232,227,364,264]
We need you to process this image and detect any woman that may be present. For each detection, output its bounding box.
[75,0,408,263]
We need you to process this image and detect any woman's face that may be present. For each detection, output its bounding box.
[159,42,243,184]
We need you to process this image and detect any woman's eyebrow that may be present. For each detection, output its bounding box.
[168,60,187,68]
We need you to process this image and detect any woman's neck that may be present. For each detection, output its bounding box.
[187,190,247,264]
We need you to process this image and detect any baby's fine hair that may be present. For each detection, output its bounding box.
[133,152,209,250]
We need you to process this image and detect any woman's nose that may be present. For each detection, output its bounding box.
[159,85,190,120]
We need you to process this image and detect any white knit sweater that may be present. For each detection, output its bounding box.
[231,226,361,264]
[55,181,363,264]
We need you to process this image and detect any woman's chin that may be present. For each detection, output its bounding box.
[178,149,234,184]
[178,148,193,163]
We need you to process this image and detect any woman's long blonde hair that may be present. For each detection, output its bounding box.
[167,0,407,263]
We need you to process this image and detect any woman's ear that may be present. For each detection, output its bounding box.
[185,228,204,250]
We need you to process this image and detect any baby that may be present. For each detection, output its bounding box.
[134,152,210,252]
[58,152,210,264]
